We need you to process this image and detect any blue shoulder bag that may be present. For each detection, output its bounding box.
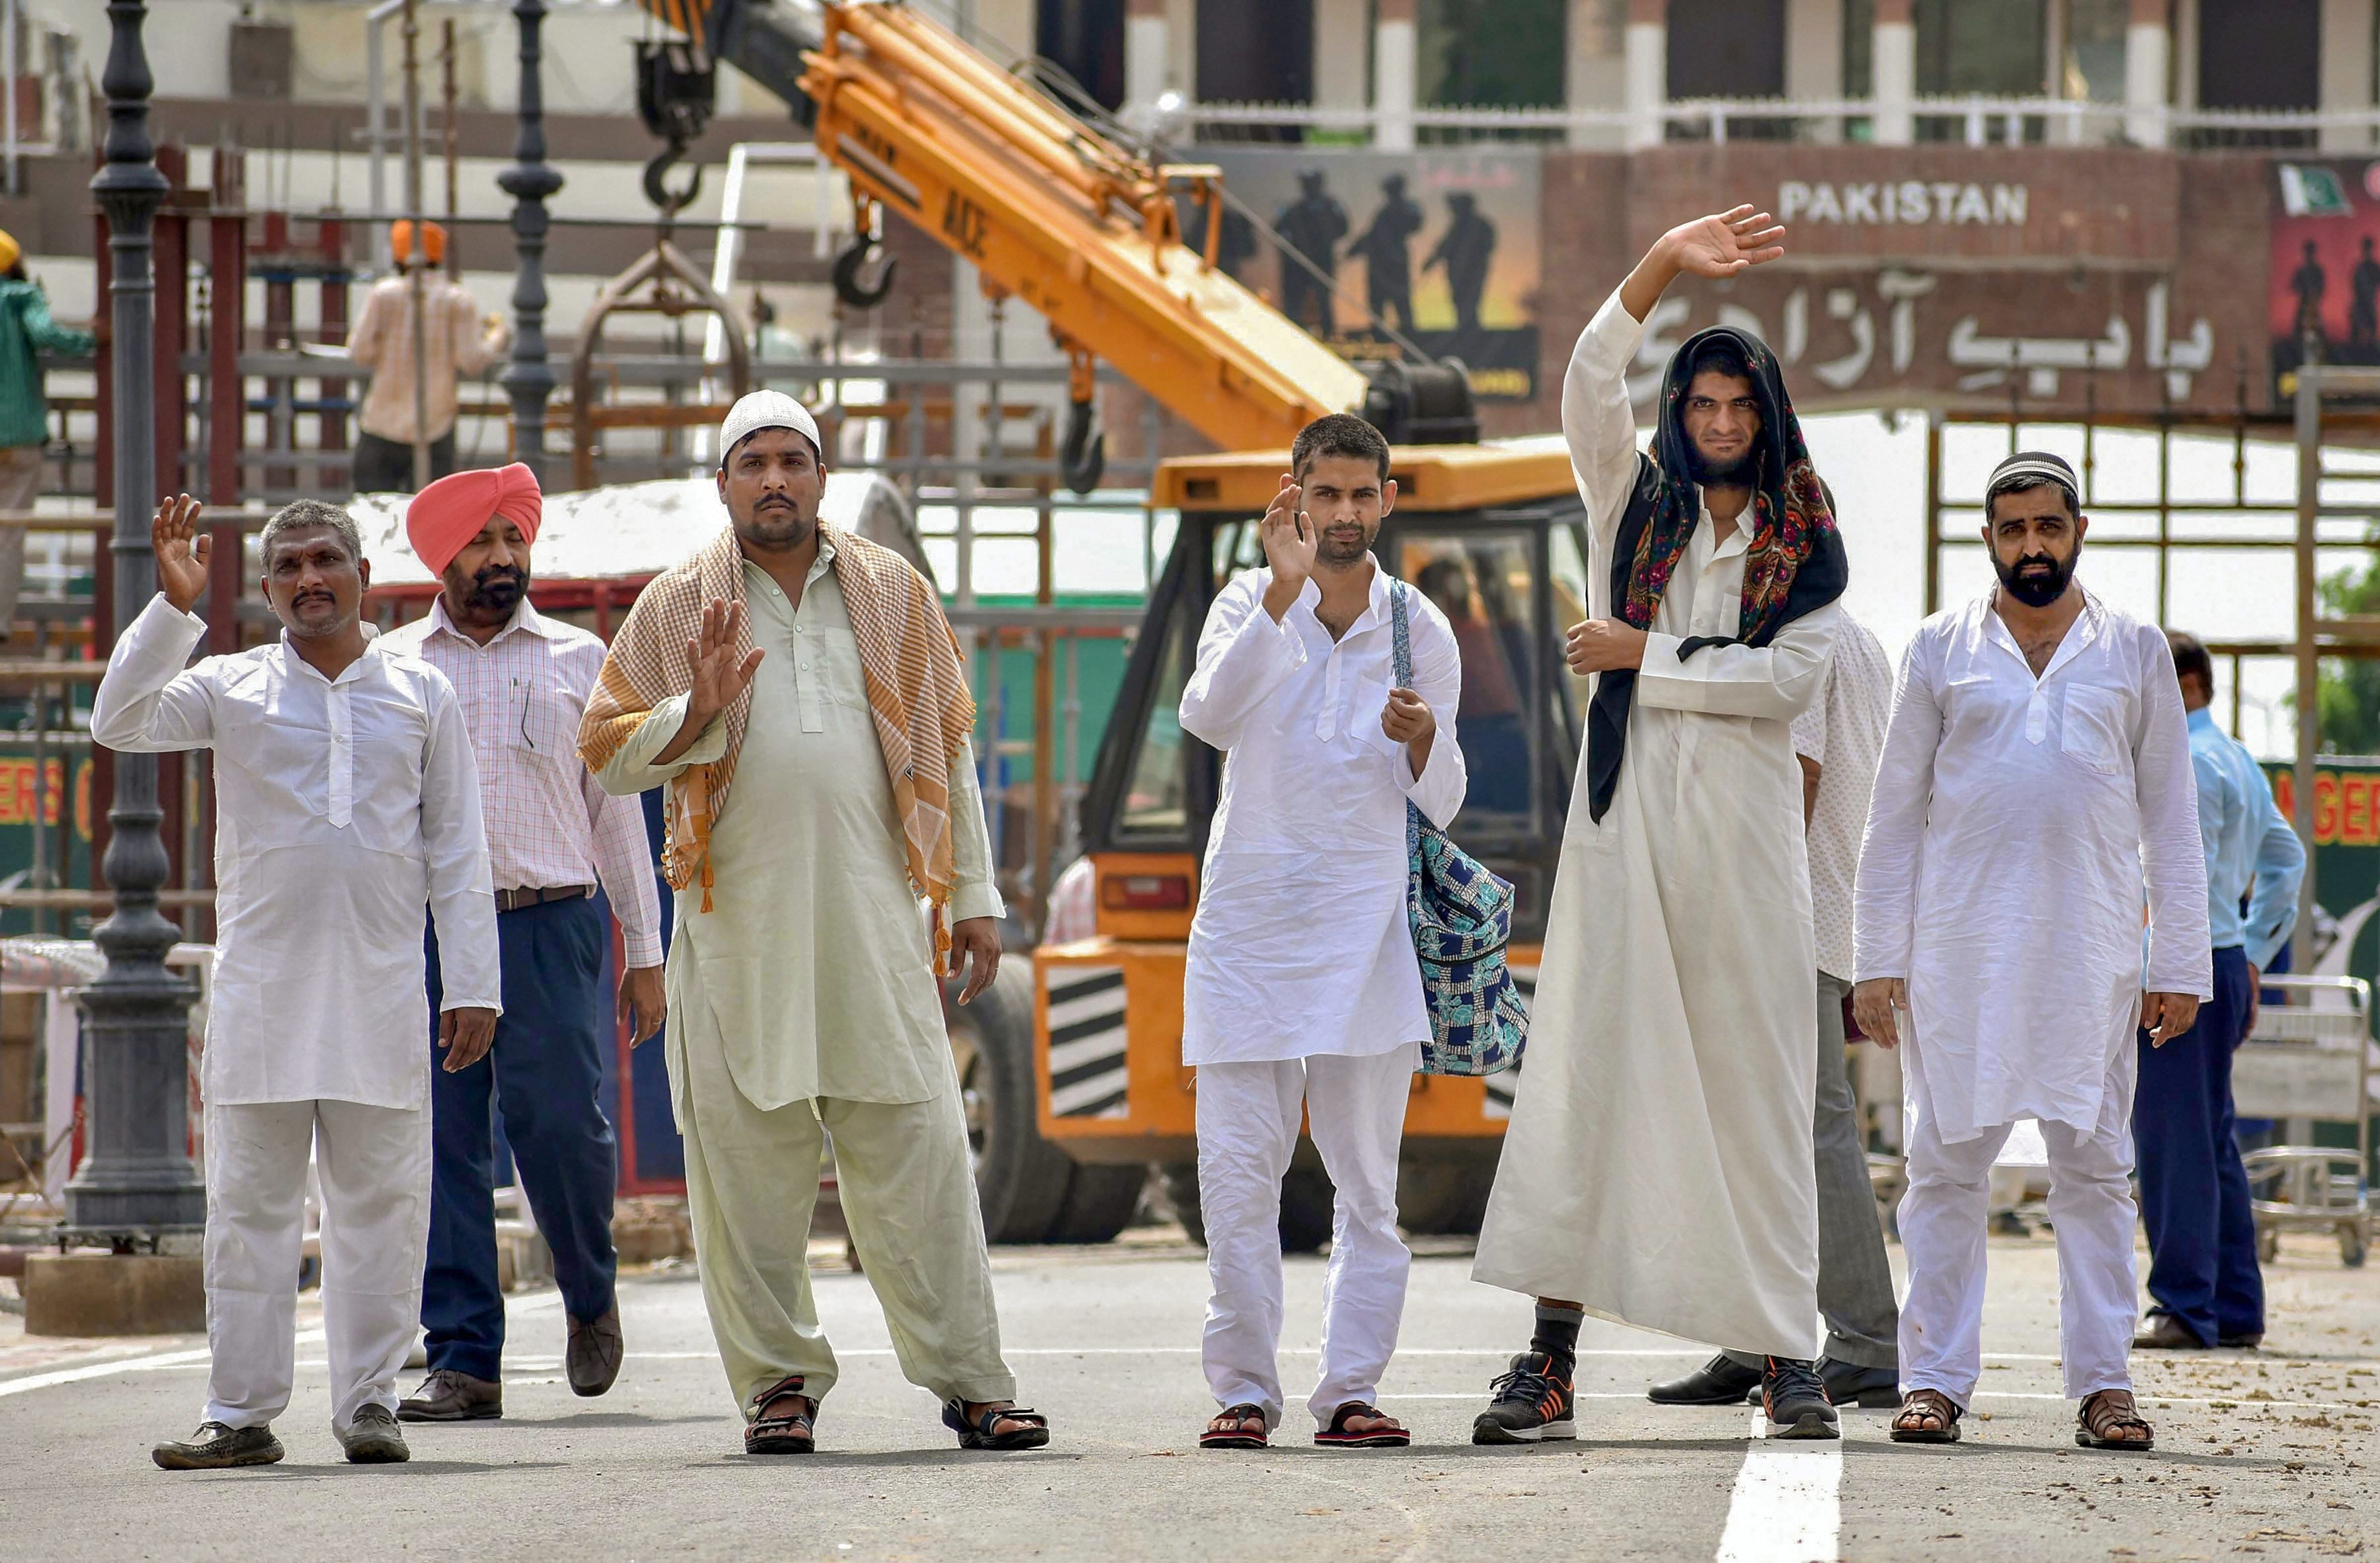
[1389,580,1527,1076]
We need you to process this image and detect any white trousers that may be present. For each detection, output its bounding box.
[202,1099,432,1432]
[1898,1108,2138,1410]
[1196,1043,1417,1430]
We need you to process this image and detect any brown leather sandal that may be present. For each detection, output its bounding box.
[2075,1389,2154,1451]
[1889,1389,1962,1444]
[745,1375,816,1455]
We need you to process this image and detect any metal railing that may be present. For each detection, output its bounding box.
[1184,96,2380,149]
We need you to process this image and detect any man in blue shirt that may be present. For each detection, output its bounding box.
[2134,632,2306,1351]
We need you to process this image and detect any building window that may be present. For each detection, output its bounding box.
[1419,0,1567,108]
[1844,0,1873,99]
[1914,0,2047,97]
[1666,0,1786,99]
[2198,0,2317,111]
[2191,0,2317,148]
[1197,0,1315,109]
[1036,0,1125,112]
[2060,0,2128,103]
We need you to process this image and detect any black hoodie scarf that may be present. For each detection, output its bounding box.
[1583,324,1848,822]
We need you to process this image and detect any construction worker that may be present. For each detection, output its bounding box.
[347,220,508,494]
[0,229,93,640]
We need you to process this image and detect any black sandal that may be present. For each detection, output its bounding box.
[941,1397,1050,1451]
[1200,1403,1269,1449]
[1889,1389,1962,1445]
[1315,1401,1409,1448]
[745,1375,815,1455]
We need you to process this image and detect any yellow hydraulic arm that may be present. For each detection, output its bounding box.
[634,0,1372,464]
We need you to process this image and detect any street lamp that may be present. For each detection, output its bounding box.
[68,0,204,1237]
[498,0,563,481]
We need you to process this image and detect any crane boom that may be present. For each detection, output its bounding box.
[632,0,1462,458]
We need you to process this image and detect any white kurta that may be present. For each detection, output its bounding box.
[1472,289,1840,1359]
[1178,565,1466,1065]
[1853,591,2211,1145]
[91,594,502,1109]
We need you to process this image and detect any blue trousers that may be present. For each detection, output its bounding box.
[423,895,619,1381]
[2133,945,2262,1346]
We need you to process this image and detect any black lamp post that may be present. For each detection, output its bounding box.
[68,0,204,1238]
[497,0,563,480]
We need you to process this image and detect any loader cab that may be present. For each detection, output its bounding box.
[1076,443,1593,943]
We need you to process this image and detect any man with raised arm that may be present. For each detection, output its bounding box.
[1472,206,1853,1442]
[578,390,1045,1457]
[100,495,500,1471]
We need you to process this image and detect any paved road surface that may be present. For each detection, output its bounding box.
[2,1227,2373,1560]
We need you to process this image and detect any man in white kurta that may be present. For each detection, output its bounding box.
[1180,414,1465,1449]
[95,497,500,1470]
[1853,450,2209,1450]
[583,393,1042,1456]
[1472,207,1850,1442]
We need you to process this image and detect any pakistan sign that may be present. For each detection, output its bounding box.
[1778,180,2028,228]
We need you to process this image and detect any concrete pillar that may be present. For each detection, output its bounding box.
[1375,0,1417,151]
[1566,0,1627,148]
[1872,0,1914,145]
[2124,0,2171,147]
[1313,0,1368,115]
[1623,0,1666,150]
[1124,0,1169,122]
[1786,0,1843,142]
[2320,0,2375,151]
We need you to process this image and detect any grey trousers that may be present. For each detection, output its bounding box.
[1726,970,1901,1370]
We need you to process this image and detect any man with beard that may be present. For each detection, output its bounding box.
[102,496,499,1468]
[1471,205,1849,1442]
[381,464,666,1421]
[1182,413,1465,1451]
[1853,451,2209,1452]
[578,391,1046,1456]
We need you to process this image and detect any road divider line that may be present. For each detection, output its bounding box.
[0,1329,324,1400]
[1714,1406,1842,1563]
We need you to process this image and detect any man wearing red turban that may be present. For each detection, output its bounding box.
[384,463,666,1422]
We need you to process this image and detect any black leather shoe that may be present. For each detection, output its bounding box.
[1648,1353,1763,1406]
[152,1421,284,1471]
[397,1367,502,1422]
[2218,1331,2264,1349]
[1818,1357,1902,1408]
[567,1307,624,1397]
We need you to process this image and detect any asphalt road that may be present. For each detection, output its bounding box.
[1,1226,2373,1561]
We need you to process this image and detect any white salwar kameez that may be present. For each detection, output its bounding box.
[1472,289,1840,1360]
[93,595,500,1434]
[1855,589,2210,1408]
[1179,564,1464,1429]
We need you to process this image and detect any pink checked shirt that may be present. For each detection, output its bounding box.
[384,598,664,968]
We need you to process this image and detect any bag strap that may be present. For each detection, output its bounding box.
[1388,578,1413,689]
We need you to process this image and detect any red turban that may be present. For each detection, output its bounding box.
[407,463,542,577]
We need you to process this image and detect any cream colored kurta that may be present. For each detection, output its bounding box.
[593,541,1015,1415]
[594,546,1003,1116]
[1472,289,1840,1359]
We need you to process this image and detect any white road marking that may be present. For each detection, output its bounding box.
[0,1330,323,1400]
[1714,1405,1842,1563]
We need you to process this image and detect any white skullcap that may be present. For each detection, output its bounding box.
[718,389,822,467]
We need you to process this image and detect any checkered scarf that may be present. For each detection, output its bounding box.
[579,524,978,965]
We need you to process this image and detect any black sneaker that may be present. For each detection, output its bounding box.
[1762,1357,1841,1440]
[1472,1351,1576,1445]
[152,1420,285,1471]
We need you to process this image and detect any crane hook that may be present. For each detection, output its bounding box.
[643,141,705,223]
